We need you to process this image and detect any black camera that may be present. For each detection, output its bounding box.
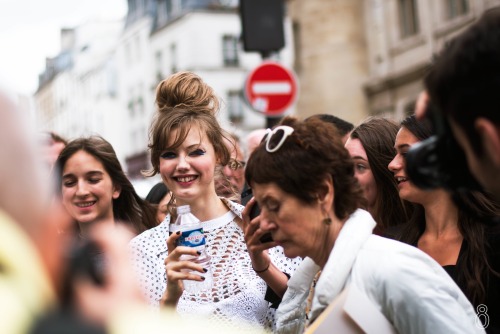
[405,104,481,192]
[61,239,105,307]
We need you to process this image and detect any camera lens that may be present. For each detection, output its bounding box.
[405,136,443,190]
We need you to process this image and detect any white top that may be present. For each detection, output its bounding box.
[276,209,484,334]
[129,198,302,331]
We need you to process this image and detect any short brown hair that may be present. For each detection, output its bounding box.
[245,116,365,220]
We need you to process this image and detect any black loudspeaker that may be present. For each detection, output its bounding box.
[240,0,285,54]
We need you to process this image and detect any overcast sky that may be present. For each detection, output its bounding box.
[0,0,127,96]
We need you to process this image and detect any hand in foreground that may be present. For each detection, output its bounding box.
[72,224,145,326]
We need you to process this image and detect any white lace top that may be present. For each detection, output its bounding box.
[129,198,301,331]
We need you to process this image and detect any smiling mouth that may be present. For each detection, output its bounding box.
[75,201,96,208]
[396,177,408,184]
[175,176,197,183]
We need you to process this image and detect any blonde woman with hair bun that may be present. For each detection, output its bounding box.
[130,72,301,331]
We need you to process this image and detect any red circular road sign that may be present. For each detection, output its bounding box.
[244,62,298,117]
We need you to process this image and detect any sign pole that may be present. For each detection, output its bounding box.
[261,52,281,128]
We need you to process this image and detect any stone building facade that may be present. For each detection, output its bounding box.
[287,0,369,123]
[287,0,500,124]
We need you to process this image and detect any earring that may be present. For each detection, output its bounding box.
[320,205,332,225]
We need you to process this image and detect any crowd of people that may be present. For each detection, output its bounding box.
[2,7,500,334]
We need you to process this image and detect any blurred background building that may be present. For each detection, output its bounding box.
[34,0,500,194]
[35,0,294,193]
[288,0,500,122]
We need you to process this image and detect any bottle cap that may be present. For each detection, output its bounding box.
[176,205,191,215]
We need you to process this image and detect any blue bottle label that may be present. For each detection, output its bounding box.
[178,227,206,247]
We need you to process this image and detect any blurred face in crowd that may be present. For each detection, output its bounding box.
[252,182,325,260]
[156,192,171,223]
[61,150,120,225]
[388,127,429,205]
[159,124,217,204]
[39,133,66,170]
[220,137,246,194]
[246,129,267,158]
[345,138,377,213]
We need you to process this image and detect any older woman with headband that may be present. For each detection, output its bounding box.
[242,116,483,333]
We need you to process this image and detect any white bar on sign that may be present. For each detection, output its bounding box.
[252,81,292,95]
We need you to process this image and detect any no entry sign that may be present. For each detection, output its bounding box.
[244,62,298,117]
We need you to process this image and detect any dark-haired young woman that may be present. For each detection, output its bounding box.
[345,116,415,235]
[56,136,158,237]
[388,115,500,333]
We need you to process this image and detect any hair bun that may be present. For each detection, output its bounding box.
[155,71,219,114]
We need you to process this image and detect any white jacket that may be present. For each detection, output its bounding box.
[276,209,484,334]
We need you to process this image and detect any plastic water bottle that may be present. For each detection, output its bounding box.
[173,205,212,293]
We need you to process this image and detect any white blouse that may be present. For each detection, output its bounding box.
[129,198,301,331]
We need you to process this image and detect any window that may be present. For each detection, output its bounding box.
[106,67,117,97]
[135,36,141,62]
[167,0,181,17]
[155,51,163,82]
[128,100,135,118]
[447,0,469,19]
[136,84,144,115]
[166,0,173,17]
[220,0,238,6]
[227,91,243,124]
[222,35,239,67]
[293,21,302,73]
[125,42,132,65]
[404,100,416,116]
[129,0,137,13]
[132,130,139,152]
[138,0,145,15]
[128,88,135,117]
[170,43,177,73]
[398,0,419,38]
[158,0,168,26]
[137,97,144,115]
